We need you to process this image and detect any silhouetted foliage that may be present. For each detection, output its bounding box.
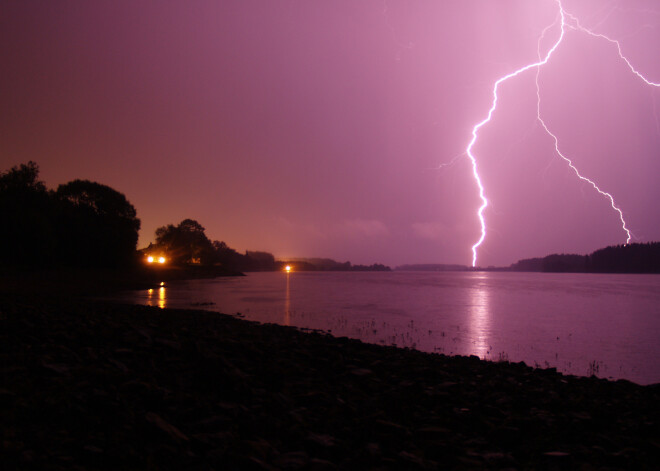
[542,254,587,272]
[395,264,468,272]
[352,263,391,271]
[55,180,141,268]
[509,257,544,272]
[510,243,660,273]
[148,220,279,271]
[0,162,140,269]
[510,254,588,272]
[587,243,660,273]
[211,240,245,269]
[277,258,391,271]
[0,161,46,193]
[0,162,56,266]
[154,219,216,266]
[243,251,276,271]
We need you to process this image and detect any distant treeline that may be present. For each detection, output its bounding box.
[147,225,393,272]
[510,242,660,274]
[395,264,470,272]
[145,218,278,272]
[394,243,660,274]
[278,258,391,272]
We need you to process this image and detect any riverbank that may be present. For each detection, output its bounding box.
[2,292,658,470]
[0,265,244,297]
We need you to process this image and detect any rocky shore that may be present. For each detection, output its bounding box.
[2,293,658,470]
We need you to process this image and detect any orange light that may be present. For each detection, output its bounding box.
[146,255,166,264]
[285,265,292,273]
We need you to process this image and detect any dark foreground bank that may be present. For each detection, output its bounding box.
[2,294,658,470]
[0,265,243,297]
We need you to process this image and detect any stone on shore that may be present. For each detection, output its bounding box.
[1,294,658,470]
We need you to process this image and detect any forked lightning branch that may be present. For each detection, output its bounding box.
[465,0,659,267]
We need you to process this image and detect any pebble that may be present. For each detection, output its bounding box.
[1,293,658,470]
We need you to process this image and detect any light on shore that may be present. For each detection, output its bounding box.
[285,265,292,273]
[146,255,167,264]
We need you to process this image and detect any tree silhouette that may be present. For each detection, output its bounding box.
[588,243,660,273]
[0,162,56,266]
[0,161,46,193]
[212,240,244,269]
[154,219,215,265]
[243,251,276,271]
[55,180,141,267]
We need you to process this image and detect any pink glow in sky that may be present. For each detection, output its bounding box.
[2,0,659,267]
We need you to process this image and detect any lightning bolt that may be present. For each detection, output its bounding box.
[466,0,659,267]
[466,3,566,267]
[566,11,660,88]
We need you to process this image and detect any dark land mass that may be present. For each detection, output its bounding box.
[396,264,470,272]
[2,287,658,470]
[396,242,660,274]
[276,258,391,272]
[0,265,243,297]
[508,242,660,274]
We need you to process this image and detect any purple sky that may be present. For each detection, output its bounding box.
[2,0,659,267]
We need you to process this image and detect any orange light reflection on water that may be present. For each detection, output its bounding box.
[284,271,291,326]
[146,286,167,309]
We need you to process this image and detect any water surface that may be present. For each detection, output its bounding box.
[114,271,660,385]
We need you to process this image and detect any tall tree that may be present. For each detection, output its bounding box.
[0,162,56,265]
[55,180,140,267]
[154,219,215,265]
[0,161,46,193]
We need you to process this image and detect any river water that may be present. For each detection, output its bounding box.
[113,271,660,385]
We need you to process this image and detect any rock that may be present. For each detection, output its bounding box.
[145,412,189,442]
[1,293,658,470]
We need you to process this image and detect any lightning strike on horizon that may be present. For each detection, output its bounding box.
[466,0,658,267]
[466,2,566,267]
